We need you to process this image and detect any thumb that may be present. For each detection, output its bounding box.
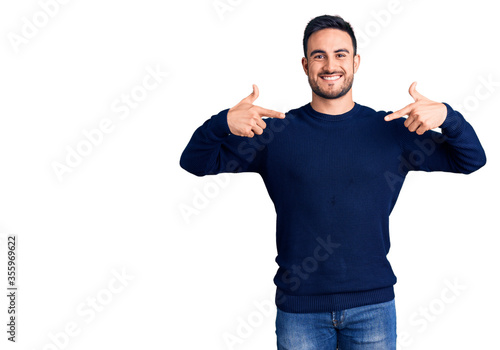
[241,84,259,104]
[409,81,425,101]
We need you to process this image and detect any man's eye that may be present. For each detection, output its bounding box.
[337,54,346,58]
[315,55,324,59]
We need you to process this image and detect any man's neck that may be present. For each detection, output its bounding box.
[310,93,355,115]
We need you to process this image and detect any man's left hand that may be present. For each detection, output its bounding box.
[384,82,447,135]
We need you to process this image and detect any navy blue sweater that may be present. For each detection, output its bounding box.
[180,102,486,313]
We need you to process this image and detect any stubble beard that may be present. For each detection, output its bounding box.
[308,69,354,100]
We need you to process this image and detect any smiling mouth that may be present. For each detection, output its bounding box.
[320,74,342,82]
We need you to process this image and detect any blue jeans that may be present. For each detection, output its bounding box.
[275,299,396,350]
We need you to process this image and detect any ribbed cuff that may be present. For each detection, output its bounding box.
[440,102,465,136]
[209,108,231,138]
[275,286,395,313]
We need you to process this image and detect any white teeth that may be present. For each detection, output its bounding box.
[322,75,341,81]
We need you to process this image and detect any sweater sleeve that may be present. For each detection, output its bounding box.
[179,108,266,176]
[391,103,487,174]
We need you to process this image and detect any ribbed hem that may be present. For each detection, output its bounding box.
[275,286,395,313]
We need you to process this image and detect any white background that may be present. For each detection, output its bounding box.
[1,0,499,349]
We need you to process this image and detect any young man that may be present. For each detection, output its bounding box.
[180,15,486,350]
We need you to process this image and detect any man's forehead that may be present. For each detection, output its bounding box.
[308,28,352,50]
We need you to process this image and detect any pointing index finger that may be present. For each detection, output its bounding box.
[384,104,413,121]
[254,105,286,119]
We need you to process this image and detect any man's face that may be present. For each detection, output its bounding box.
[302,28,360,100]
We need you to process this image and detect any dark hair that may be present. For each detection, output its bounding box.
[303,15,357,58]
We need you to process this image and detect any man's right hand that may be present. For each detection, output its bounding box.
[227,84,286,137]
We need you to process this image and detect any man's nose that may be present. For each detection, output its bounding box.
[325,57,338,72]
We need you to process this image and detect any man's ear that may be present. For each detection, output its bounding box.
[353,54,360,74]
[301,57,308,75]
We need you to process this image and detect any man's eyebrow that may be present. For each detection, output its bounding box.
[309,48,350,57]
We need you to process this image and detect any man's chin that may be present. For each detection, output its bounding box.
[314,88,346,100]
[313,81,353,100]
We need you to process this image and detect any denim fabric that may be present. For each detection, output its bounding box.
[276,299,396,350]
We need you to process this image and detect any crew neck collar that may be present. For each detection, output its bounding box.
[303,102,360,121]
